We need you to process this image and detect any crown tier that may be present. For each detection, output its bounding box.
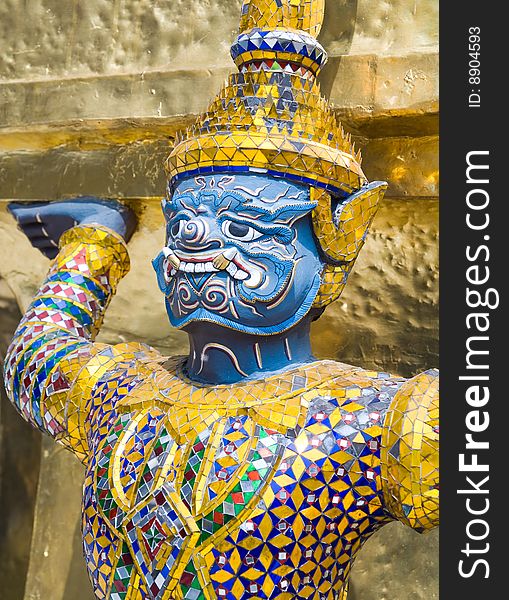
[167,0,365,198]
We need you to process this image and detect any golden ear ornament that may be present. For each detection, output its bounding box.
[311,183,388,308]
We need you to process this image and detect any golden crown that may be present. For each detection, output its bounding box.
[166,0,386,308]
[166,0,366,198]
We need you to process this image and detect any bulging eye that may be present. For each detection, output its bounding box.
[221,220,263,242]
[169,220,184,239]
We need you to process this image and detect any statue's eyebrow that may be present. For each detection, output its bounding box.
[234,203,283,221]
[237,202,272,216]
[167,194,201,216]
[238,200,315,221]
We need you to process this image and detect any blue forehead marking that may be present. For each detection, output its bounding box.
[165,174,316,222]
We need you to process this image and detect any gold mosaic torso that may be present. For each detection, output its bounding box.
[75,353,438,600]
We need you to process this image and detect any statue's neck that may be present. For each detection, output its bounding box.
[185,319,315,385]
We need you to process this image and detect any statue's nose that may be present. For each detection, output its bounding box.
[180,217,208,244]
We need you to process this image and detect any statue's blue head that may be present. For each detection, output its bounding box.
[153,174,323,335]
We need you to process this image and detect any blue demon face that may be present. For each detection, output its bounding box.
[153,174,324,335]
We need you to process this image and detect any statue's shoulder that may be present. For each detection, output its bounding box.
[70,341,164,410]
[309,359,407,399]
[381,369,439,531]
[107,353,184,413]
[291,361,407,440]
[308,362,438,422]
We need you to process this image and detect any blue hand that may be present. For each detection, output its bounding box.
[8,198,136,259]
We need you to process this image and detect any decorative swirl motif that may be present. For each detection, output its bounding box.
[175,280,200,312]
[172,278,230,316]
[203,285,229,311]
[181,219,208,244]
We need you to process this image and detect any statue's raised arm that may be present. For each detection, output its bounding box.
[3,199,141,461]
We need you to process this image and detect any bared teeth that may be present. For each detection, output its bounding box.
[168,255,181,269]
[226,263,238,277]
[213,255,231,269]
[162,247,181,269]
[222,247,237,260]
[233,270,249,280]
[162,246,252,282]
[213,247,238,269]
[226,262,252,281]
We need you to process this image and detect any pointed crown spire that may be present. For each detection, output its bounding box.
[239,0,325,37]
[166,0,366,198]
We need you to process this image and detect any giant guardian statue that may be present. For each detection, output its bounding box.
[5,1,439,598]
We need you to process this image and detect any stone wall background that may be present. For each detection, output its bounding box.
[0,1,438,599]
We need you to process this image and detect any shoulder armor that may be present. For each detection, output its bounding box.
[381,369,439,532]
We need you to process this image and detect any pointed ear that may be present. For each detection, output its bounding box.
[311,181,387,264]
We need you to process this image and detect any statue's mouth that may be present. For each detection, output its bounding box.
[162,246,262,287]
